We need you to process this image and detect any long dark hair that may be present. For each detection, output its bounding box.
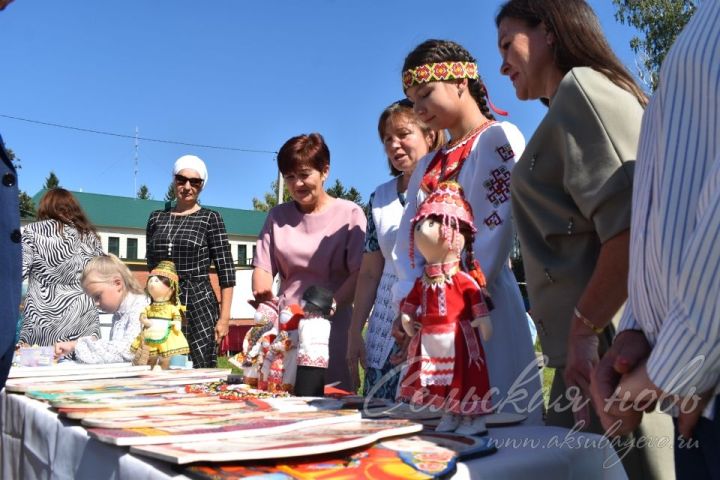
[37,188,98,238]
[495,0,647,107]
[403,39,496,120]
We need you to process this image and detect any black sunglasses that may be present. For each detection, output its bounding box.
[174,174,203,188]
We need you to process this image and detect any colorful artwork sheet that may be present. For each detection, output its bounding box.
[182,431,494,479]
[59,398,249,420]
[26,385,181,402]
[89,409,362,446]
[9,370,231,393]
[131,419,423,464]
[8,362,140,378]
[4,369,152,391]
[52,392,218,409]
[363,403,527,428]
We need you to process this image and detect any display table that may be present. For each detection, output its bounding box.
[0,391,185,480]
[1,390,628,479]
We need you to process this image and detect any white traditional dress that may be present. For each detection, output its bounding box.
[392,121,543,423]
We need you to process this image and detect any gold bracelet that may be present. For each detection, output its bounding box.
[573,307,604,334]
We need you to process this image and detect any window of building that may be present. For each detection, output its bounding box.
[108,237,120,257]
[127,238,138,260]
[252,245,257,264]
[237,244,248,266]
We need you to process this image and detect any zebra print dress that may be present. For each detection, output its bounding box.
[20,220,104,346]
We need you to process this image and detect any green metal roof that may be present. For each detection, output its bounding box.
[31,190,266,236]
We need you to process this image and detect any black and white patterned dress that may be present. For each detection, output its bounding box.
[20,220,104,346]
[146,207,236,368]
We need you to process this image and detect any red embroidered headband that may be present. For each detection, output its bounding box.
[402,61,478,90]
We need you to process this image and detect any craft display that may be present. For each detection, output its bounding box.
[88,409,361,446]
[294,285,335,397]
[199,431,495,480]
[262,303,303,392]
[130,260,190,369]
[232,298,278,386]
[8,362,142,379]
[130,418,422,464]
[399,181,494,435]
[4,367,152,392]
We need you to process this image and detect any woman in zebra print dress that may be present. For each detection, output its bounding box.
[20,188,104,346]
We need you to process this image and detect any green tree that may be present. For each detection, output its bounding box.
[613,0,698,90]
[164,182,176,202]
[19,191,36,219]
[326,179,364,207]
[252,180,289,212]
[137,184,151,200]
[43,171,60,189]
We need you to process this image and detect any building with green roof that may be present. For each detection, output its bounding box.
[28,190,267,267]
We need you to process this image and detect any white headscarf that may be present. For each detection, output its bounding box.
[173,155,208,188]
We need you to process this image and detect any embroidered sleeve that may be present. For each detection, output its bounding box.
[468,123,525,284]
[207,210,236,289]
[400,280,422,315]
[364,192,380,253]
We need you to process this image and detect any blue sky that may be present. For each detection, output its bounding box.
[1,1,639,210]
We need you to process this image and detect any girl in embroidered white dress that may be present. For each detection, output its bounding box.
[392,39,542,423]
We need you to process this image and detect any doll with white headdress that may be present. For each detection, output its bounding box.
[130,260,190,369]
[399,181,493,435]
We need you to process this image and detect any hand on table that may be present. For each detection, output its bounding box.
[54,340,77,359]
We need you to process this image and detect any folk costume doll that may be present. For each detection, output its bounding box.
[399,181,493,435]
[240,298,278,387]
[261,303,303,392]
[295,286,336,397]
[130,261,190,369]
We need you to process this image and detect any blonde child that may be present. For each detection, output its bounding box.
[54,254,148,363]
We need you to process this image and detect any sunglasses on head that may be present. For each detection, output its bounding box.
[394,98,414,108]
[174,174,203,188]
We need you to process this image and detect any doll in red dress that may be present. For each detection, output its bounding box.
[399,181,493,435]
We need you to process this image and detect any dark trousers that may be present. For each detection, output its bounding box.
[674,398,720,480]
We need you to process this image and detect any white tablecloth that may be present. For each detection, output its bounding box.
[458,425,628,479]
[2,390,628,480]
[0,391,186,480]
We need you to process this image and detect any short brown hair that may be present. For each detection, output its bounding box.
[37,188,98,239]
[277,133,330,175]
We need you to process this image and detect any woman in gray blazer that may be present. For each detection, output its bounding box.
[496,1,671,479]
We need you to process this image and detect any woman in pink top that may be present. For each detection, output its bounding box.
[252,133,367,390]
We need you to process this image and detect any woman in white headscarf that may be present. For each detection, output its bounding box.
[145,155,235,368]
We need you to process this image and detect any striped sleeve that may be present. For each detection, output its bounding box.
[647,155,720,396]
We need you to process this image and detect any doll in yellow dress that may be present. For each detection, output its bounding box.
[131,260,190,369]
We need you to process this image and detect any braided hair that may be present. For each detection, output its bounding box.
[403,39,495,121]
